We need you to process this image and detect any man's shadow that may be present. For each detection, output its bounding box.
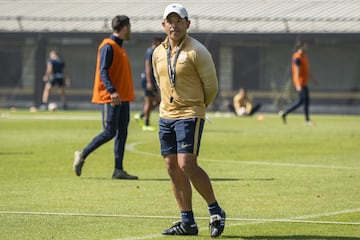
[221,235,360,240]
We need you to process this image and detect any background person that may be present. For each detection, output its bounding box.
[73,15,137,180]
[39,50,70,110]
[134,37,162,131]
[152,3,226,237]
[279,41,318,125]
[228,88,261,116]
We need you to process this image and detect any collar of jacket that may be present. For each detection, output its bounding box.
[162,34,189,50]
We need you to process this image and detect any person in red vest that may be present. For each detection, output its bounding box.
[73,15,137,179]
[280,41,318,125]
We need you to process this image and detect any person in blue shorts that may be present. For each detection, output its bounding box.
[39,50,71,110]
[152,3,226,237]
[134,37,162,131]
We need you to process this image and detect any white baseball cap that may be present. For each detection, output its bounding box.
[163,3,188,20]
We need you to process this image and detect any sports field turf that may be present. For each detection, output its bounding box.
[0,109,359,240]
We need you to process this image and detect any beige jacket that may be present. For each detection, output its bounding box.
[233,93,253,115]
[152,35,218,119]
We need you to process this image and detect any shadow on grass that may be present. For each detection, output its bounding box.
[211,178,275,182]
[83,177,170,181]
[222,235,360,239]
[83,178,275,182]
[137,178,275,182]
[207,129,245,133]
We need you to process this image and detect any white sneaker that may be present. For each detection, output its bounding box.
[134,113,141,120]
[134,113,144,127]
[306,120,316,126]
[209,210,226,238]
[73,151,85,176]
[142,125,155,131]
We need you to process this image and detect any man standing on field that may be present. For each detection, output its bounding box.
[152,3,226,237]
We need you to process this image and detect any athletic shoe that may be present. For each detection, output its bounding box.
[278,111,286,124]
[73,150,85,176]
[112,169,138,180]
[134,113,144,127]
[162,221,198,235]
[209,209,226,238]
[142,125,155,131]
[38,104,47,111]
[306,120,316,126]
[134,113,141,120]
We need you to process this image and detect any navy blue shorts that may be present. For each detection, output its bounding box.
[49,77,65,87]
[158,118,205,156]
[141,76,158,97]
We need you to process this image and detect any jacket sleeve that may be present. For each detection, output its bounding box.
[99,44,116,94]
[196,48,218,106]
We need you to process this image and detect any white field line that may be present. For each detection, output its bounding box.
[115,208,360,240]
[0,112,229,120]
[122,142,360,239]
[126,142,359,170]
[1,209,359,240]
[1,118,358,239]
[0,113,100,121]
[3,114,359,170]
[1,209,359,225]
[201,159,358,170]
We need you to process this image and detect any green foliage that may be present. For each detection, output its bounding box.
[0,110,359,239]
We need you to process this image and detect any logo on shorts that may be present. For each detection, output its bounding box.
[181,143,192,149]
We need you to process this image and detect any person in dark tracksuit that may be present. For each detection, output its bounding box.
[279,41,318,125]
[73,15,138,180]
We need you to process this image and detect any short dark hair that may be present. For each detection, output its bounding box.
[296,40,306,50]
[153,36,163,44]
[111,15,130,32]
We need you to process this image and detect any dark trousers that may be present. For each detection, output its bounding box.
[284,86,310,121]
[82,102,130,170]
[248,104,261,116]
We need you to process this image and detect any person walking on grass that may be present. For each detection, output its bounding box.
[73,15,138,180]
[134,37,162,131]
[152,3,226,237]
[279,41,318,125]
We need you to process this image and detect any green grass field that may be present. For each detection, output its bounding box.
[0,109,359,240]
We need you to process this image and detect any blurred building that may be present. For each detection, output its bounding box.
[0,0,359,113]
